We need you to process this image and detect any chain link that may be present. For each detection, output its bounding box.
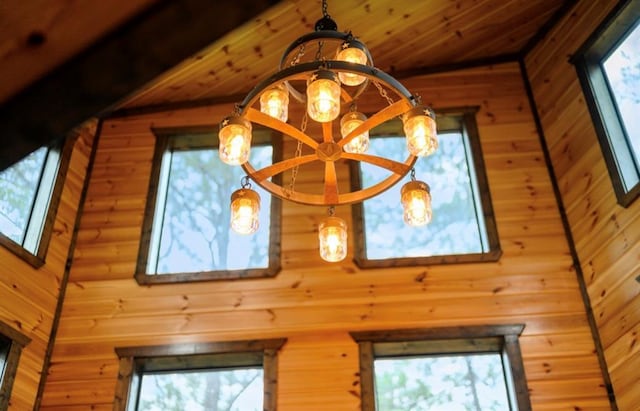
[290,43,305,67]
[373,81,395,106]
[284,112,308,198]
[322,0,329,17]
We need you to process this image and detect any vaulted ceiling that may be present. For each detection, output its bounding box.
[0,0,573,168]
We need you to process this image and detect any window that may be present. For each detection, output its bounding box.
[351,108,500,268]
[136,127,282,284]
[351,325,530,411]
[114,338,286,411]
[0,321,31,409]
[0,137,72,266]
[573,0,640,206]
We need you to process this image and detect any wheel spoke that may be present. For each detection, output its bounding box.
[338,99,412,147]
[342,152,413,175]
[245,107,319,149]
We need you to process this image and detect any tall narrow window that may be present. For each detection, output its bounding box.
[136,128,281,284]
[573,0,640,206]
[114,339,285,411]
[0,322,31,409]
[351,325,530,411]
[351,109,500,268]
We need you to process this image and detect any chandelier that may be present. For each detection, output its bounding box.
[219,0,438,262]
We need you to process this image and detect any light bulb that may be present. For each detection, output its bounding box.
[340,111,369,153]
[230,188,261,234]
[318,216,347,262]
[307,70,341,123]
[403,106,438,157]
[219,116,252,165]
[401,180,432,226]
[260,85,289,123]
[336,43,368,86]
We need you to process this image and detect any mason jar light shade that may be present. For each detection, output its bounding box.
[219,116,252,165]
[260,84,289,123]
[318,216,348,262]
[307,69,341,123]
[230,188,261,234]
[336,41,368,86]
[401,180,432,226]
[340,111,369,153]
[403,106,438,157]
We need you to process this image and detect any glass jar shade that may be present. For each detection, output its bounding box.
[340,112,369,153]
[336,46,367,86]
[403,107,438,157]
[260,86,289,123]
[306,70,341,123]
[318,216,348,262]
[219,116,252,165]
[401,180,432,226]
[230,188,261,234]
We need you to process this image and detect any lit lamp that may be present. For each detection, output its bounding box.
[340,111,369,153]
[219,115,252,165]
[401,176,432,227]
[318,213,348,262]
[336,39,368,86]
[307,69,341,122]
[230,181,261,234]
[403,106,438,157]
[260,84,289,123]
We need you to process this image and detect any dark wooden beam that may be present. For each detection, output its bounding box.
[0,0,281,171]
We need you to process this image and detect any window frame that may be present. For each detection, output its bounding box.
[0,135,75,267]
[350,324,530,411]
[0,321,31,409]
[114,338,286,411]
[350,107,501,268]
[135,126,282,284]
[572,0,640,207]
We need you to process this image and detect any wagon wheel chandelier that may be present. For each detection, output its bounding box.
[219,0,438,262]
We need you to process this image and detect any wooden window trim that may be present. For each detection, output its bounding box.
[113,338,286,411]
[350,324,530,411]
[0,321,31,409]
[572,0,640,207]
[135,126,282,284]
[350,106,501,268]
[0,135,76,267]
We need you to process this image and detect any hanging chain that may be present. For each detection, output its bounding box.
[241,175,252,188]
[315,41,325,62]
[290,43,306,67]
[284,112,308,198]
[373,81,395,106]
[410,168,416,181]
[322,0,329,17]
[328,205,335,216]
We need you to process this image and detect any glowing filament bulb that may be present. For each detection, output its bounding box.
[260,85,289,123]
[336,43,368,86]
[318,216,348,262]
[403,106,438,157]
[230,188,261,234]
[340,111,369,153]
[401,180,432,226]
[307,70,341,123]
[219,116,252,165]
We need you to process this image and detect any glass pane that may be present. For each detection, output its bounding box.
[361,132,484,260]
[374,354,510,411]
[0,147,48,245]
[138,367,263,411]
[0,336,9,383]
[603,22,640,166]
[154,146,272,273]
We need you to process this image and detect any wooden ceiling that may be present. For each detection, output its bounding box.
[118,0,571,110]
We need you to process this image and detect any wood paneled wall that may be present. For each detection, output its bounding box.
[40,63,611,410]
[0,125,94,410]
[525,0,639,409]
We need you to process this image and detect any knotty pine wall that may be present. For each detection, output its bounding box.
[39,63,612,410]
[525,0,640,409]
[0,125,94,410]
